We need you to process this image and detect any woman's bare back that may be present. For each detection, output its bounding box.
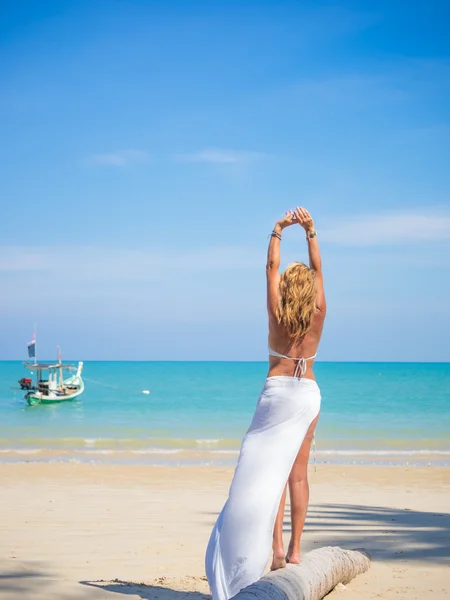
[266,207,326,380]
[268,310,325,380]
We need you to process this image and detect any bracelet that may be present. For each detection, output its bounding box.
[306,229,317,239]
[270,230,282,240]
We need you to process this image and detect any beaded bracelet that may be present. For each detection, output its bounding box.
[270,230,282,240]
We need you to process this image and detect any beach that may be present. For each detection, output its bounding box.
[3,0,450,597]
[1,463,449,600]
[2,361,450,598]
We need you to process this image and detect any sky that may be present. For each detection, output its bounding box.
[1,0,449,361]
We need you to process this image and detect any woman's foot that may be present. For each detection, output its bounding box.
[286,543,301,565]
[270,550,287,571]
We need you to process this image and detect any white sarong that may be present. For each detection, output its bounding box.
[205,376,321,600]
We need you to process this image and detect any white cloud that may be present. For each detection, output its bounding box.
[0,245,263,321]
[89,149,151,167]
[321,210,450,246]
[176,148,269,165]
[0,245,261,279]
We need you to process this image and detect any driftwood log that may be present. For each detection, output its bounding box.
[232,547,371,600]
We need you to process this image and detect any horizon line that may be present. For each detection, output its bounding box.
[2,359,449,364]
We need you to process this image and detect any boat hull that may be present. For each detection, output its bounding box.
[26,379,84,406]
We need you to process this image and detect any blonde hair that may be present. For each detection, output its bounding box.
[276,262,317,343]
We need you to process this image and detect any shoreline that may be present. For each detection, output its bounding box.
[1,447,449,467]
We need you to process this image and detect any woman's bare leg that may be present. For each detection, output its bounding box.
[271,485,287,570]
[286,413,319,564]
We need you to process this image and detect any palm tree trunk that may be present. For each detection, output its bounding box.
[232,547,371,600]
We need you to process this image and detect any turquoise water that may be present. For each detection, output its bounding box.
[1,361,449,465]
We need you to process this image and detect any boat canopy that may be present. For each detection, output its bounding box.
[24,363,76,370]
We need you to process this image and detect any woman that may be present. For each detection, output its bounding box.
[205,207,326,600]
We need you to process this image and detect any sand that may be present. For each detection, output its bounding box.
[1,464,449,600]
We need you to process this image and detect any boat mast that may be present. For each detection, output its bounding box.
[33,323,37,366]
[58,345,63,387]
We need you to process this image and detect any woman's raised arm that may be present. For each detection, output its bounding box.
[266,211,296,318]
[294,207,326,314]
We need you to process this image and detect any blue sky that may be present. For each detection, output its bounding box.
[1,0,449,361]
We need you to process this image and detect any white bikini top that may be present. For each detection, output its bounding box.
[268,346,317,378]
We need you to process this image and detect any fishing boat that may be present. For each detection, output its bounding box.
[24,361,84,406]
[22,330,84,406]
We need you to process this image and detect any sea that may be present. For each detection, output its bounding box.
[1,361,449,467]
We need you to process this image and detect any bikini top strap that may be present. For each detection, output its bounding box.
[269,347,317,378]
[268,346,317,362]
[293,359,305,378]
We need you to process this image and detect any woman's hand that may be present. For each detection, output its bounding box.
[294,207,314,233]
[275,210,297,232]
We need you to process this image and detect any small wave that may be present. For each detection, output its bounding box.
[0,448,184,457]
[317,449,450,456]
[0,448,43,455]
[131,449,182,455]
